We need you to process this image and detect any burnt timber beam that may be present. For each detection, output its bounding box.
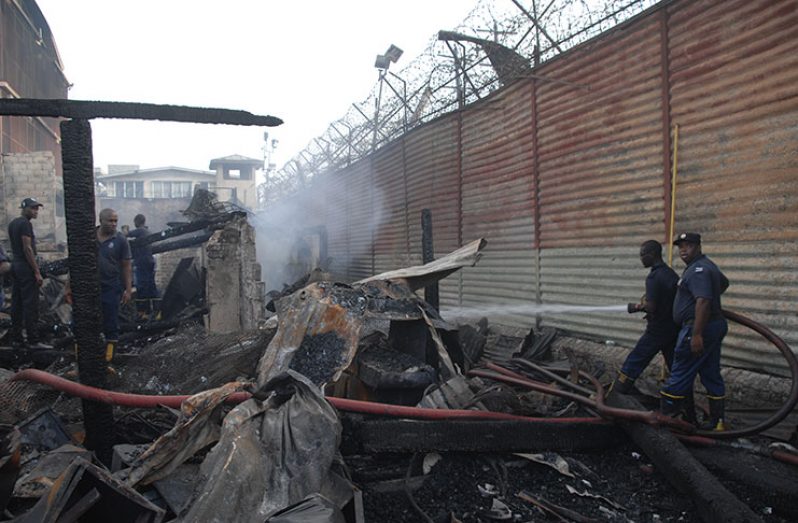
[0,98,282,126]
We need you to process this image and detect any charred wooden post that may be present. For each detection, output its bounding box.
[607,393,762,523]
[60,119,114,465]
[421,209,439,311]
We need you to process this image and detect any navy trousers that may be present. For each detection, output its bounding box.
[620,330,677,380]
[661,318,727,399]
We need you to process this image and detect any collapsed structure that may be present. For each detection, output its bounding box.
[1,0,797,521]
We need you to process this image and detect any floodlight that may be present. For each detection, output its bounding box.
[374,54,391,70]
[385,44,403,63]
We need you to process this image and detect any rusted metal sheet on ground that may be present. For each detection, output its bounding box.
[539,247,649,347]
[536,14,666,249]
[458,81,538,327]
[667,0,798,374]
[345,159,375,281]
[373,140,409,275]
[404,114,462,309]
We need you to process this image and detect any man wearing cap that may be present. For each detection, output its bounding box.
[613,240,680,396]
[97,208,133,363]
[7,198,50,349]
[661,232,730,431]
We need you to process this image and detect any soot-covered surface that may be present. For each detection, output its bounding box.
[356,445,789,522]
[288,331,349,386]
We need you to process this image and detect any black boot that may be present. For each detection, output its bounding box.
[683,391,698,425]
[702,397,726,431]
[611,374,636,395]
[660,394,684,417]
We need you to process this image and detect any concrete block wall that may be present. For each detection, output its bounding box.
[154,246,202,291]
[0,151,62,249]
[204,216,265,333]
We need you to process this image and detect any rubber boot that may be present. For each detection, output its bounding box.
[105,340,118,376]
[660,394,684,418]
[105,340,117,363]
[703,397,726,431]
[611,373,636,395]
[683,391,698,425]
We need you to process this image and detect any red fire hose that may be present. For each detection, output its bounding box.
[10,368,608,425]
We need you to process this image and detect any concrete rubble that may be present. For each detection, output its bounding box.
[0,235,797,522]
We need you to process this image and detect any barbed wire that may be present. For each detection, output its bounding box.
[260,0,660,206]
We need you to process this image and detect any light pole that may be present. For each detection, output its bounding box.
[372,44,403,150]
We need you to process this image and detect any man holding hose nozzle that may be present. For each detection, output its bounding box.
[613,240,680,400]
[661,232,730,431]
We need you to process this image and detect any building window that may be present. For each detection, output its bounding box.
[228,169,241,179]
[114,181,143,198]
[152,181,171,199]
[172,182,192,198]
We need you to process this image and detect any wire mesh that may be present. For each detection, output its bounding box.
[262,0,660,206]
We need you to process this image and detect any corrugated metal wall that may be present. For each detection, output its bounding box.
[535,12,668,346]
[288,0,798,375]
[404,115,463,309]
[667,0,798,373]
[460,81,538,326]
[372,141,408,274]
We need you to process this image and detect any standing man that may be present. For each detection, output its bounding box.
[0,243,10,311]
[614,240,680,394]
[97,208,133,362]
[661,233,730,431]
[127,214,158,318]
[7,198,50,349]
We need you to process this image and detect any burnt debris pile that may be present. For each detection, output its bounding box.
[1,239,797,522]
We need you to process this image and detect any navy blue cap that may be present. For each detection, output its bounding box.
[673,232,701,245]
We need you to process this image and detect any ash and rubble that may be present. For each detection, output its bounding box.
[1,231,797,522]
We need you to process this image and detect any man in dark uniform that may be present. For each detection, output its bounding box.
[0,243,10,310]
[7,198,50,349]
[661,232,730,431]
[97,208,133,362]
[127,214,158,317]
[614,240,680,394]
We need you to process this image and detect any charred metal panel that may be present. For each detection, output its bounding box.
[373,140,409,275]
[667,0,798,374]
[403,115,462,309]
[459,81,538,327]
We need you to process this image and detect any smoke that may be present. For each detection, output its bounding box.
[253,164,386,292]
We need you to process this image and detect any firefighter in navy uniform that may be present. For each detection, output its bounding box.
[7,198,51,350]
[661,232,730,431]
[614,240,680,394]
[96,208,133,363]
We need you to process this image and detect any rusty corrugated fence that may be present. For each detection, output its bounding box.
[281,0,798,375]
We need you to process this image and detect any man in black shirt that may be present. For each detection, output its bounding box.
[613,240,680,395]
[127,214,158,317]
[661,232,730,431]
[7,198,50,349]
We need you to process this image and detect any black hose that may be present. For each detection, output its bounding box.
[703,310,798,439]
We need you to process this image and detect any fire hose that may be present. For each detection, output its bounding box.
[10,368,609,425]
[9,310,796,460]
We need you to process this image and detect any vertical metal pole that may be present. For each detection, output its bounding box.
[372,71,385,151]
[421,208,439,311]
[60,118,114,465]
